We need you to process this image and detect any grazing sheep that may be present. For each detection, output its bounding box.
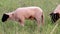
[2,7,44,26]
[50,5,60,23]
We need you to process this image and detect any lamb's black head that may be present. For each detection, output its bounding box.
[2,14,9,22]
[50,13,60,23]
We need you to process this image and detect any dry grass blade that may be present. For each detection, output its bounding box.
[50,23,58,34]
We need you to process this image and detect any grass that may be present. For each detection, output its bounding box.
[0,0,60,34]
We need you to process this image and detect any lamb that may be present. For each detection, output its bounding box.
[50,5,60,23]
[2,7,44,27]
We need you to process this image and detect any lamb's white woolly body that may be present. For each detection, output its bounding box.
[5,7,44,26]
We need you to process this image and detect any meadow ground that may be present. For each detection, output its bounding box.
[0,0,60,34]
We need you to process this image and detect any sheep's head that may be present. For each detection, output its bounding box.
[50,13,60,23]
[2,14,9,22]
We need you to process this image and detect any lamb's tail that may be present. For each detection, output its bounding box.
[41,13,44,25]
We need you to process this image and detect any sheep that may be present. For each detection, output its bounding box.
[50,5,60,23]
[2,7,44,27]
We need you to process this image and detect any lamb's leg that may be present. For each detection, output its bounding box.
[35,17,42,32]
[35,14,42,31]
[36,18,41,28]
[35,14,42,27]
[19,17,25,27]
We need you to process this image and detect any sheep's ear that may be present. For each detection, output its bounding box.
[2,14,9,22]
[50,13,53,16]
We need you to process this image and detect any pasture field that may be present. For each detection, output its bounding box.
[0,0,60,34]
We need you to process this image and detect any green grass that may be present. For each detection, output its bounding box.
[0,0,60,34]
